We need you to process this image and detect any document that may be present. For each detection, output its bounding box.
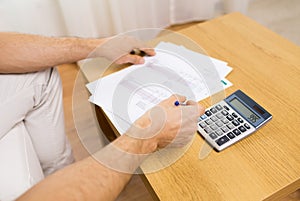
[87,42,233,134]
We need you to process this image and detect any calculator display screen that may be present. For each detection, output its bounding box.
[229,98,260,124]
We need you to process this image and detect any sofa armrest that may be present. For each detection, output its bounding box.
[0,122,44,201]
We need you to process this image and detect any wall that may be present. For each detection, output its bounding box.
[0,0,67,36]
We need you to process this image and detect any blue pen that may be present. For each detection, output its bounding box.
[174,100,186,106]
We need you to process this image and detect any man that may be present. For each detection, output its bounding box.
[0,32,205,201]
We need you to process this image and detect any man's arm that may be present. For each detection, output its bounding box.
[17,95,205,201]
[0,32,155,73]
[17,134,151,201]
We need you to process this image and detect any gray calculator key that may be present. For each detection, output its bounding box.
[216,113,223,119]
[205,119,213,125]
[221,118,229,124]
[222,110,229,116]
[227,123,235,130]
[221,126,229,133]
[210,108,218,114]
[199,122,207,128]
[216,105,223,111]
[211,116,218,122]
[216,121,224,127]
[215,129,224,136]
[204,127,213,134]
[209,133,218,140]
[210,124,218,130]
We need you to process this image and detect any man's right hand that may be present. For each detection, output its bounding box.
[126,94,205,153]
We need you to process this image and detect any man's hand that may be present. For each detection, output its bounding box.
[126,94,205,153]
[94,35,156,65]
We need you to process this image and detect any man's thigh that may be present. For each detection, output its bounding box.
[0,68,54,139]
[0,68,74,174]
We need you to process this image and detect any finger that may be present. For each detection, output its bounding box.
[116,55,145,65]
[160,94,186,104]
[139,48,156,56]
[172,94,186,103]
[183,101,205,116]
[157,94,186,108]
[185,100,197,105]
[121,36,155,56]
[197,102,205,116]
[162,94,186,106]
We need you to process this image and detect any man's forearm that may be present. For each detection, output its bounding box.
[0,32,104,73]
[17,134,155,201]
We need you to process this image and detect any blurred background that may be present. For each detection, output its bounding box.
[0,0,299,45]
[0,0,237,37]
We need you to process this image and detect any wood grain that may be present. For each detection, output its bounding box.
[140,12,300,201]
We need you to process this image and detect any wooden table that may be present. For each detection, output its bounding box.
[81,12,300,201]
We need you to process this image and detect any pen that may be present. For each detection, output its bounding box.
[130,48,147,57]
[174,100,187,106]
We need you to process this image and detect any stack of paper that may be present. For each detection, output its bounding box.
[86,42,233,134]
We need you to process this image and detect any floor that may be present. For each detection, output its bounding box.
[58,0,300,200]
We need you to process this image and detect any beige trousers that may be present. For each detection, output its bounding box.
[0,67,74,176]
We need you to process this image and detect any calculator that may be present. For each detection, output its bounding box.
[197,90,272,151]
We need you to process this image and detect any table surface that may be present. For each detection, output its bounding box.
[81,12,300,201]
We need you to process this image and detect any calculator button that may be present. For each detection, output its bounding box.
[223,105,230,110]
[221,110,229,116]
[232,119,240,126]
[205,119,213,125]
[211,116,218,122]
[244,123,251,129]
[232,112,238,118]
[215,129,224,136]
[204,127,213,134]
[200,114,207,120]
[205,110,212,117]
[216,113,223,119]
[209,133,218,140]
[210,108,218,114]
[237,118,244,123]
[216,121,224,127]
[233,129,241,136]
[216,135,230,146]
[216,105,223,111]
[221,126,229,133]
[221,118,229,124]
[238,125,247,133]
[226,115,234,121]
[227,132,236,139]
[199,122,207,128]
[227,123,235,130]
[210,124,218,130]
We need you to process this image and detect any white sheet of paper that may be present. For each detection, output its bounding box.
[88,46,232,134]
